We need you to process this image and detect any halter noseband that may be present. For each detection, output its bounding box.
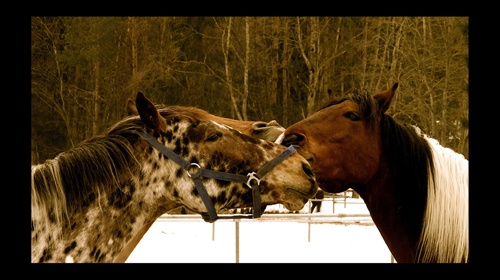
[139,131,297,223]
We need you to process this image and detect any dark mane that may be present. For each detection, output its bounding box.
[380,116,433,238]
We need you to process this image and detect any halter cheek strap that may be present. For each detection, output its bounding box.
[138,131,297,223]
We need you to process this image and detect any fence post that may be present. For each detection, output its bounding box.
[235,220,240,263]
[308,199,312,242]
[308,219,311,242]
[344,191,347,208]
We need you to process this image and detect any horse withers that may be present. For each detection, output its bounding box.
[281,83,468,263]
[31,92,317,263]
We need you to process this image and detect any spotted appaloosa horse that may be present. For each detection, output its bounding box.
[31,92,317,263]
[282,83,468,263]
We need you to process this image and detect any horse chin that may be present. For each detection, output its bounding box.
[281,188,315,211]
[319,183,349,194]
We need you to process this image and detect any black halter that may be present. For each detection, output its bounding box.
[139,131,297,223]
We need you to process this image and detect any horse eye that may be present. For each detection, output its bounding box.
[206,131,222,142]
[344,112,361,121]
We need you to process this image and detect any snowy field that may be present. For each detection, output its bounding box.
[126,196,395,263]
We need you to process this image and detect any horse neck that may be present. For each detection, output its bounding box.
[355,161,421,263]
[357,135,469,263]
[31,163,181,263]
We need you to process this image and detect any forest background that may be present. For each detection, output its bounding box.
[31,17,469,164]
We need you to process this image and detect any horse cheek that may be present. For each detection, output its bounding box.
[353,140,380,185]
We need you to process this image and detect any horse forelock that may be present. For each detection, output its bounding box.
[322,90,380,129]
[416,129,469,263]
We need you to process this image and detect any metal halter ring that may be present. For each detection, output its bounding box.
[187,163,202,178]
[246,172,261,189]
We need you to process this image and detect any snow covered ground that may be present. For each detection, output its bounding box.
[126,197,395,263]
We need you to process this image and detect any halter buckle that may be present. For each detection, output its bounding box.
[246,172,261,189]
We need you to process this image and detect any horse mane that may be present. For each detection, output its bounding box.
[415,128,469,263]
[31,106,213,241]
[378,106,468,263]
[31,119,143,240]
[345,90,468,262]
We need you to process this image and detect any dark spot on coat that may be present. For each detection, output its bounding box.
[109,185,132,209]
[40,248,52,262]
[165,130,173,142]
[186,125,206,143]
[218,180,231,188]
[64,241,77,254]
[181,145,189,156]
[216,190,228,204]
[172,188,179,198]
[175,168,183,178]
[174,139,182,154]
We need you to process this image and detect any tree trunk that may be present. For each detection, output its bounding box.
[128,17,139,98]
[92,60,100,136]
[242,17,250,121]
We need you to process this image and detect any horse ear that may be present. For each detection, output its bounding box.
[374,83,398,113]
[135,92,167,133]
[251,120,285,142]
[126,98,138,116]
[327,88,336,102]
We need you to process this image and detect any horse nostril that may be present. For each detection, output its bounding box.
[282,133,305,147]
[302,163,315,178]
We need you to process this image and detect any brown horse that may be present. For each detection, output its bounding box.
[32,92,317,263]
[282,83,468,263]
[125,99,286,143]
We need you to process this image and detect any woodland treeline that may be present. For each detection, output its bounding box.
[31,16,469,164]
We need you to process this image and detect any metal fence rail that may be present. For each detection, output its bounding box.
[150,195,395,263]
[155,200,392,262]
[154,212,393,263]
[158,212,372,222]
